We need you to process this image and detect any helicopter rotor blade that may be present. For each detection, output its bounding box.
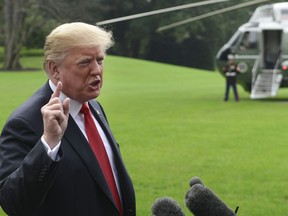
[96,0,229,26]
[157,0,271,32]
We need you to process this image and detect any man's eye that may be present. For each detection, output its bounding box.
[79,60,90,66]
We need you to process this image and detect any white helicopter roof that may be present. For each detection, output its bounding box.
[249,2,288,23]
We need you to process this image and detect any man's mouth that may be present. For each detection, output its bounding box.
[89,78,101,89]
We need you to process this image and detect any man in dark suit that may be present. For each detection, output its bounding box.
[0,22,135,216]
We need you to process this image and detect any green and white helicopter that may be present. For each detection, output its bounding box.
[216,2,288,99]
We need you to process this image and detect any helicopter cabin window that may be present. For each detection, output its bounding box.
[281,9,288,21]
[239,31,258,52]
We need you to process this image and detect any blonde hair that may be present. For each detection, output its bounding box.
[44,22,114,71]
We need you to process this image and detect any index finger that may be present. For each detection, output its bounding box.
[51,81,62,99]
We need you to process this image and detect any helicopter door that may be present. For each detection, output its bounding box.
[263,30,282,69]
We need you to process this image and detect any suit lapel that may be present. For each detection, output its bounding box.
[88,101,119,152]
[63,116,115,205]
[88,100,135,213]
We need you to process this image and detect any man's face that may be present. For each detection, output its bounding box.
[53,46,105,103]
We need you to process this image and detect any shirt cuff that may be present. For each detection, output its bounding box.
[41,136,61,161]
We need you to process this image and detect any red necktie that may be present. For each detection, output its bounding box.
[80,103,123,215]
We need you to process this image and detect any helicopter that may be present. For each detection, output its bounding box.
[216,2,288,99]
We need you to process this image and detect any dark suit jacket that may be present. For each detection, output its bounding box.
[0,81,136,216]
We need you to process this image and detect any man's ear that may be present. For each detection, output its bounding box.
[47,61,60,81]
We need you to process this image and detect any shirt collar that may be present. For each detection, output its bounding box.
[48,80,82,118]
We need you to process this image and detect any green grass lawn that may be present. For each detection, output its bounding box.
[1,56,288,215]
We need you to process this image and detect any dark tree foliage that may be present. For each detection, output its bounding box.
[98,0,276,70]
[1,0,104,70]
[1,0,286,70]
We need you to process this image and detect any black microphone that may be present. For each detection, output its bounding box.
[151,197,185,216]
[189,176,203,187]
[185,180,236,216]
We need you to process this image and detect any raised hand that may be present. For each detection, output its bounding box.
[41,82,70,149]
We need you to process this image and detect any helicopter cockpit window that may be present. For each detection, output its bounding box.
[250,7,273,22]
[239,31,258,51]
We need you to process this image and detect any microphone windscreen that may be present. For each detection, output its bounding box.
[189,177,204,187]
[151,197,185,216]
[185,184,236,216]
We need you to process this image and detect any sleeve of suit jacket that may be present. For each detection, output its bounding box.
[0,115,61,216]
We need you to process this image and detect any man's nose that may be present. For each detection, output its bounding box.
[90,61,101,74]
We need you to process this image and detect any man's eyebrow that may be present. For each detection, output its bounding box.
[75,56,92,63]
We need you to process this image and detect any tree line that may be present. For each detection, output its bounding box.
[0,0,285,71]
